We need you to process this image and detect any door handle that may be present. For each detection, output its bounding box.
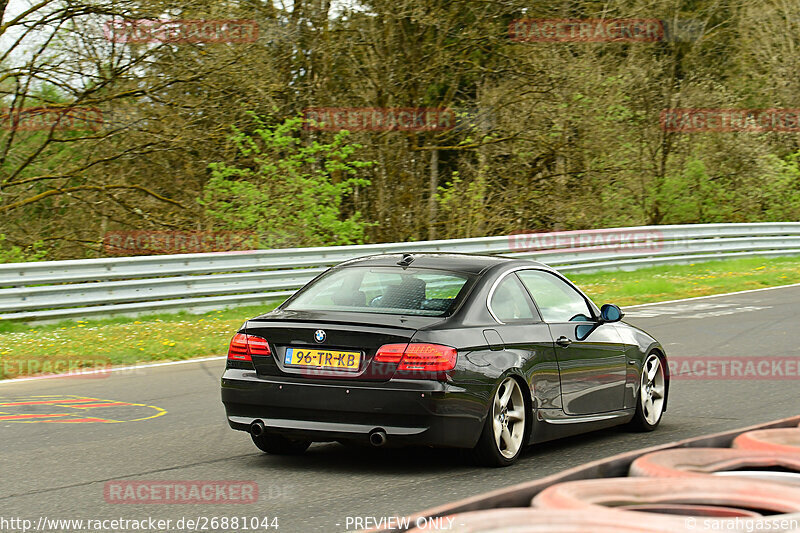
[556,336,572,347]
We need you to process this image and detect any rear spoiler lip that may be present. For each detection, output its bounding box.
[244,315,446,332]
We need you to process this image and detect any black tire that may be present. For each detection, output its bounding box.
[251,433,311,455]
[629,352,666,432]
[472,376,527,467]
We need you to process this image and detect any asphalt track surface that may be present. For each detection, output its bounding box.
[2,285,799,533]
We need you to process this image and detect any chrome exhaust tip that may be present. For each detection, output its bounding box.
[250,420,266,438]
[369,429,388,447]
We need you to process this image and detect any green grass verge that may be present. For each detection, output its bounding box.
[1,255,799,379]
[569,255,800,306]
[0,304,280,379]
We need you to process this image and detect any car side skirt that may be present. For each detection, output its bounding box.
[530,408,636,444]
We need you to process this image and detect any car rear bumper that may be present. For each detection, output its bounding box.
[220,369,485,448]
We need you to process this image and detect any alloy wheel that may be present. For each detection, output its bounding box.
[492,377,526,459]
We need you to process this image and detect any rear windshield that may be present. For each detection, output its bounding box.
[284,266,472,316]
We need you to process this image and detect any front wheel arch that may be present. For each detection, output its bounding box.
[630,350,667,431]
[648,348,669,412]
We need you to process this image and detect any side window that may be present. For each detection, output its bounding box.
[489,275,537,323]
[516,270,593,323]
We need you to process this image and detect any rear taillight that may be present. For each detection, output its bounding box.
[227,333,271,362]
[398,343,458,371]
[374,344,407,364]
[228,333,250,361]
[245,335,271,356]
[375,343,457,373]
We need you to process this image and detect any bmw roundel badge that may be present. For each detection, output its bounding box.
[314,329,326,343]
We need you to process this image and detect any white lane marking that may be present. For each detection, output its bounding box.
[625,302,771,319]
[622,281,800,309]
[0,356,226,386]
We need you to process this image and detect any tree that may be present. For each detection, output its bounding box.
[200,114,373,247]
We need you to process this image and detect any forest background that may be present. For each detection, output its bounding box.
[1,0,799,261]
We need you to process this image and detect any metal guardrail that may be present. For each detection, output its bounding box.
[2,222,799,322]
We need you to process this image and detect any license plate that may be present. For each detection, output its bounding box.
[284,348,361,372]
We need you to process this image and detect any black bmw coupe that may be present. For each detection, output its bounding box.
[221,253,668,466]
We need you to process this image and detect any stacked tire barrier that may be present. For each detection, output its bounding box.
[377,416,800,533]
[630,448,800,486]
[733,429,800,455]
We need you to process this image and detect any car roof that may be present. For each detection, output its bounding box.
[336,252,548,275]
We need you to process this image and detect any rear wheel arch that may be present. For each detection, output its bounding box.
[473,371,531,466]
[498,370,534,443]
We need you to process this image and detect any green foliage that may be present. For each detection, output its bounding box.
[657,159,728,223]
[0,234,47,263]
[759,151,800,221]
[655,153,800,225]
[436,171,487,238]
[200,114,374,248]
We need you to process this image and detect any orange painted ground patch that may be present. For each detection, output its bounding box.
[0,413,71,420]
[0,395,167,423]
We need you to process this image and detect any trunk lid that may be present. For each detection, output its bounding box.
[243,309,443,381]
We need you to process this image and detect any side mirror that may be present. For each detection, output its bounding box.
[600,303,624,323]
